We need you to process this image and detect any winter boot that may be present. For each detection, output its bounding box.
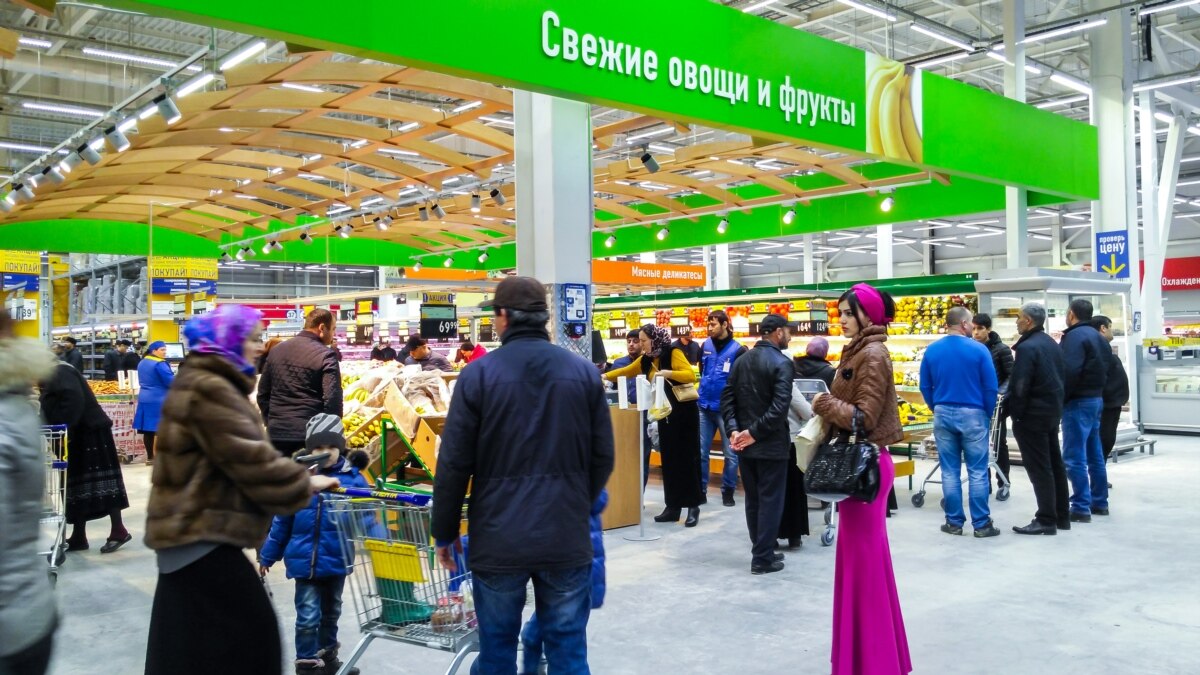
[295,659,324,675]
[318,646,359,675]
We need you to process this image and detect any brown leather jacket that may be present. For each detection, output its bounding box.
[812,325,904,448]
[145,353,312,551]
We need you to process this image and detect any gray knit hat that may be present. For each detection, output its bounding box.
[305,413,346,452]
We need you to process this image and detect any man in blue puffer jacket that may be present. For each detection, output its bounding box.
[519,490,608,675]
[260,413,369,675]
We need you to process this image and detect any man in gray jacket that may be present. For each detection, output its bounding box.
[721,314,796,575]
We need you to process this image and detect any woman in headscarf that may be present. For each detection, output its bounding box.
[144,305,336,675]
[40,346,132,555]
[134,341,174,465]
[605,324,705,527]
[812,284,911,675]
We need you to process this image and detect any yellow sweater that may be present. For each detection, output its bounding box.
[604,349,696,384]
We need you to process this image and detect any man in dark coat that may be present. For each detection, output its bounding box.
[370,339,396,362]
[60,336,84,372]
[1059,299,1110,522]
[431,276,613,674]
[102,340,138,381]
[256,309,342,456]
[1008,303,1071,536]
[972,313,1014,487]
[721,314,796,575]
[1090,315,1130,461]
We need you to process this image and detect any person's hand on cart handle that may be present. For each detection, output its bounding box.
[259,564,271,577]
[436,537,464,572]
[309,475,340,494]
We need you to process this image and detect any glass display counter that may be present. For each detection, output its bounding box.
[1138,343,1200,433]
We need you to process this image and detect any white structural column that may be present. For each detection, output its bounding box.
[513,91,595,357]
[803,234,815,285]
[876,224,894,279]
[1142,100,1184,340]
[713,244,732,290]
[1004,0,1029,268]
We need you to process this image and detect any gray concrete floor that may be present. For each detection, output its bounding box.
[46,436,1199,675]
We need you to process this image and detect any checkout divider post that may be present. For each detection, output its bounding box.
[624,374,660,543]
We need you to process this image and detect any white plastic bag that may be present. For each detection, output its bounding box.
[648,376,673,422]
[795,414,828,473]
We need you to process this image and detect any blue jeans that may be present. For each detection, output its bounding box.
[934,406,993,529]
[1061,397,1108,514]
[699,406,739,491]
[293,576,345,660]
[472,565,592,675]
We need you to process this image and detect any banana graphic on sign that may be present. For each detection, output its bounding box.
[866,54,923,163]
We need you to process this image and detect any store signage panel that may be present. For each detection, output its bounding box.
[0,250,40,275]
[2,273,38,292]
[1160,256,1200,292]
[593,261,707,288]
[420,303,458,340]
[1095,230,1129,279]
[422,292,456,305]
[151,278,218,295]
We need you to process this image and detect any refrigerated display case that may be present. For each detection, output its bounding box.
[1138,340,1200,433]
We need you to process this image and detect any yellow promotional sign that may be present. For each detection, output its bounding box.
[0,250,41,275]
[187,258,219,280]
[150,256,218,280]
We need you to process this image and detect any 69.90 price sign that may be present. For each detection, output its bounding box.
[419,303,459,340]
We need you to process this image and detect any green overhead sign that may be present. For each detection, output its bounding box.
[103,0,1097,200]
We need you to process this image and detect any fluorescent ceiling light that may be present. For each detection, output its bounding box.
[379,148,420,157]
[1030,233,1053,241]
[1140,0,1200,16]
[299,173,325,180]
[627,127,673,142]
[1062,222,1092,229]
[479,116,514,127]
[914,52,971,69]
[397,122,420,132]
[177,73,215,97]
[986,50,1012,66]
[0,141,53,153]
[836,0,896,22]
[1189,126,1200,137]
[910,23,975,52]
[927,219,953,226]
[1175,178,1200,187]
[1134,72,1200,93]
[361,197,385,206]
[1155,112,1176,124]
[328,205,352,214]
[81,47,202,72]
[280,82,323,93]
[1035,94,1088,109]
[451,100,483,113]
[1050,73,1091,95]
[966,230,1004,238]
[1063,212,1089,220]
[1035,208,1059,216]
[1021,18,1107,45]
[117,118,138,133]
[18,37,52,48]
[743,0,778,12]
[22,101,104,118]
[1026,64,1044,75]
[648,143,676,154]
[219,41,267,70]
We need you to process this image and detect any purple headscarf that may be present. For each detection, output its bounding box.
[639,324,672,357]
[183,304,264,375]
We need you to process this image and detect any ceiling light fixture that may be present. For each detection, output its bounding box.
[22,101,104,118]
[443,257,454,268]
[153,94,182,125]
[412,261,423,272]
[914,51,971,69]
[336,224,352,239]
[742,0,778,12]
[717,217,729,234]
[299,229,314,245]
[451,100,483,113]
[220,251,233,263]
[835,0,896,22]
[626,127,674,142]
[1035,94,1088,109]
[177,73,216,98]
[782,206,796,225]
[103,125,131,152]
[1139,0,1200,16]
[1050,73,1092,95]
[604,234,617,248]
[219,40,267,71]
[1134,72,1200,93]
[375,216,391,232]
[656,226,669,241]
[41,166,65,185]
[18,37,52,48]
[0,195,14,212]
[432,202,447,218]
[397,121,420,132]
[910,23,975,52]
[470,193,482,212]
[81,47,202,72]
[640,150,660,174]
[489,187,507,206]
[419,206,430,221]
[478,250,489,263]
[280,82,324,93]
[880,196,895,212]
[1020,18,1107,45]
[235,247,247,261]
[60,153,82,174]
[245,245,256,258]
[262,241,274,255]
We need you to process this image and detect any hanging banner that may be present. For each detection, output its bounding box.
[150,256,220,295]
[593,260,707,288]
[2,273,38,291]
[0,250,40,275]
[1146,256,1200,292]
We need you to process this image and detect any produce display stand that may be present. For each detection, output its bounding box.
[95,393,142,463]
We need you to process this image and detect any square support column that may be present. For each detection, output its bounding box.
[1004,0,1030,269]
[876,224,894,279]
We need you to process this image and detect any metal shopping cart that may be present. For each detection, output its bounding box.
[794,379,836,546]
[39,424,69,584]
[329,489,477,675]
[911,394,1012,508]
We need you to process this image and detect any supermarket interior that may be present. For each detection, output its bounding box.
[2,0,1200,674]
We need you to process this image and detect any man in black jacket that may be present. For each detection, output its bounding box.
[102,340,140,381]
[1090,315,1130,460]
[256,309,342,455]
[60,336,84,372]
[1059,299,1110,522]
[972,313,1014,487]
[1008,303,1071,536]
[721,314,795,575]
[432,277,613,673]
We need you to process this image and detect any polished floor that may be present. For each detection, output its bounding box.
[45,437,1198,675]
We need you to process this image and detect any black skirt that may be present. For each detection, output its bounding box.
[658,386,704,509]
[778,445,811,539]
[65,423,129,525]
[145,546,282,675]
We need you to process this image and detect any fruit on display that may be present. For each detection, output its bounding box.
[898,400,932,425]
[592,314,610,331]
[688,308,709,327]
[346,388,370,403]
[889,295,979,335]
[344,409,389,448]
[866,54,923,163]
[655,309,672,327]
[625,312,643,329]
[768,303,791,318]
[88,380,128,395]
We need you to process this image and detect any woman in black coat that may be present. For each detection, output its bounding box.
[778,337,838,550]
[40,362,131,554]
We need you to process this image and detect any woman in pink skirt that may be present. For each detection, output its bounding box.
[812,284,912,675]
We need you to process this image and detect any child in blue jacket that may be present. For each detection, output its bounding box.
[260,413,369,675]
[519,490,607,675]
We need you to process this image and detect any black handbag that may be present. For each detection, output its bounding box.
[803,408,881,503]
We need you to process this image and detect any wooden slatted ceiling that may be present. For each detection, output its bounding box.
[1,52,942,254]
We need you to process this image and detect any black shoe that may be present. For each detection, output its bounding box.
[940,523,964,536]
[1091,507,1109,516]
[785,537,803,551]
[699,493,708,505]
[653,508,681,523]
[1013,520,1057,536]
[1056,520,1072,531]
[722,488,736,507]
[684,507,700,527]
[772,551,785,562]
[974,522,1002,538]
[318,646,359,675]
[1069,511,1092,523]
[751,560,785,575]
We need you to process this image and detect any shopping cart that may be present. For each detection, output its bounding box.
[911,394,1012,508]
[794,379,836,547]
[330,488,476,675]
[39,424,69,584]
